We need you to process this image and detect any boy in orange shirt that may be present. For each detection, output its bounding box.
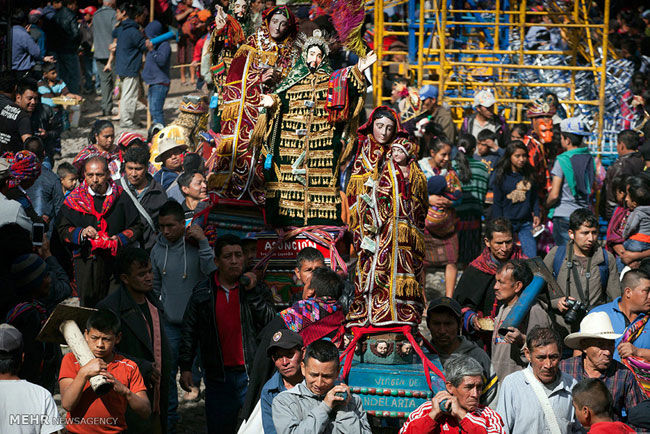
[58,309,151,433]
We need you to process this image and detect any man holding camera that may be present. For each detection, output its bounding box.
[272,339,371,434]
[543,208,619,340]
[179,234,276,434]
[400,355,505,434]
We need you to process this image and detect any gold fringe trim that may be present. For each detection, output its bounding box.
[346,173,370,196]
[250,111,268,150]
[207,172,230,190]
[398,221,425,254]
[396,275,421,298]
[220,102,240,122]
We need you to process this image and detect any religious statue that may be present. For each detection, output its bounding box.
[257,31,376,226]
[346,108,428,327]
[151,94,209,165]
[207,6,297,203]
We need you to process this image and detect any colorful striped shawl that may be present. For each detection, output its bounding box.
[621,315,650,397]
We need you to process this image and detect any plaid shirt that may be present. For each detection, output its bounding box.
[560,356,644,421]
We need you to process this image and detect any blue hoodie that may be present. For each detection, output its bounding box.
[113,18,147,78]
[142,20,171,85]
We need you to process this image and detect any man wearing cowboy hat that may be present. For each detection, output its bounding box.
[546,118,597,247]
[560,312,645,426]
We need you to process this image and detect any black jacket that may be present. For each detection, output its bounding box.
[30,103,62,158]
[179,273,276,382]
[117,175,168,250]
[51,7,80,53]
[97,285,171,433]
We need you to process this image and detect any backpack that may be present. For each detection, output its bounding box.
[551,244,609,292]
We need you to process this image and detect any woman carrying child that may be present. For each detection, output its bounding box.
[418,136,462,297]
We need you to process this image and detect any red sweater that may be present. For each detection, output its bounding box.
[214,278,245,367]
[399,401,506,434]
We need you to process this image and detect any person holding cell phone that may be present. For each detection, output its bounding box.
[272,339,371,434]
[400,355,506,434]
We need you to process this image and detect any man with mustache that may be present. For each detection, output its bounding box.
[543,208,620,342]
[496,326,579,434]
[560,312,645,427]
[399,355,505,434]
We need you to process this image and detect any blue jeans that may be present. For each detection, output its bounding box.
[624,238,650,252]
[553,217,571,248]
[205,370,248,434]
[164,321,203,431]
[55,52,81,94]
[516,221,537,258]
[148,84,169,126]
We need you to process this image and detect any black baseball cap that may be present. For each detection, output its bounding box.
[426,297,462,319]
[266,329,304,356]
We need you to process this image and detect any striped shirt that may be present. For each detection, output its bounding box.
[399,401,505,434]
[453,157,489,215]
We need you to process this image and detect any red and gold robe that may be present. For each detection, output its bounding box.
[208,7,296,204]
[347,141,428,327]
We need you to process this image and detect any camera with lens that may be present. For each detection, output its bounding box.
[563,298,587,325]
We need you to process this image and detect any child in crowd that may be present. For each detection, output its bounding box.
[294,247,325,300]
[425,175,457,238]
[572,378,635,433]
[151,200,216,421]
[56,162,78,197]
[606,174,632,271]
[475,129,504,175]
[153,140,187,190]
[58,309,151,433]
[622,175,650,253]
[37,63,82,108]
[37,63,82,129]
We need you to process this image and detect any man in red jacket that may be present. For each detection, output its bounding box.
[399,355,505,434]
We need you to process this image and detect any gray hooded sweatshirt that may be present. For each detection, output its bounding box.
[151,233,217,324]
[624,205,650,241]
[272,381,371,434]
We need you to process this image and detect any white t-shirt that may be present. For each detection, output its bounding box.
[0,379,64,434]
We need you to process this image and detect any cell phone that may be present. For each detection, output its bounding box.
[32,223,45,247]
[335,391,349,400]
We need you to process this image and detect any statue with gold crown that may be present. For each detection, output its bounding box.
[255,30,376,226]
[206,6,298,203]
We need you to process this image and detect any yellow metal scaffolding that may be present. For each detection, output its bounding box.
[371,0,612,144]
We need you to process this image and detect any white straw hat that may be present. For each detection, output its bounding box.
[564,311,622,349]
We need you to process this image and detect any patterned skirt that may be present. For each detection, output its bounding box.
[424,231,459,267]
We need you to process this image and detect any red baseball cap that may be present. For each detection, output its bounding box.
[79,6,97,15]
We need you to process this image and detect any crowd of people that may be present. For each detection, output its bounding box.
[2,0,650,434]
